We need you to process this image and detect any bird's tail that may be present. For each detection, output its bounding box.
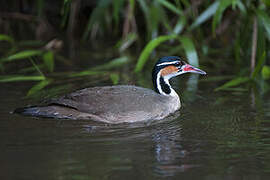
[13,106,63,119]
[13,105,94,120]
[14,106,39,115]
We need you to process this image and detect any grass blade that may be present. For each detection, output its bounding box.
[212,0,233,35]
[214,76,250,91]
[1,50,43,62]
[42,51,54,72]
[91,56,130,71]
[60,0,71,28]
[134,34,178,72]
[82,0,111,40]
[69,70,107,77]
[0,75,45,82]
[251,51,266,78]
[30,57,45,77]
[112,0,125,27]
[173,16,186,34]
[190,1,219,30]
[262,65,270,80]
[0,34,14,44]
[179,37,199,66]
[110,73,120,85]
[257,9,270,39]
[27,79,51,96]
[157,0,182,15]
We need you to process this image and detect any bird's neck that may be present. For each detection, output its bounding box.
[153,71,178,98]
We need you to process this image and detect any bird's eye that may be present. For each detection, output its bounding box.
[174,61,181,66]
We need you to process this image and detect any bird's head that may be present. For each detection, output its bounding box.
[153,56,206,80]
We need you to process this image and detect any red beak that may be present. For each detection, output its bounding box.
[181,64,206,75]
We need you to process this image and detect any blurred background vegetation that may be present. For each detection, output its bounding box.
[0,0,270,97]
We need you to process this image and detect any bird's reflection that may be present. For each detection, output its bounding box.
[151,114,199,176]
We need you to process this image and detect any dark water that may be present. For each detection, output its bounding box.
[1,76,270,180]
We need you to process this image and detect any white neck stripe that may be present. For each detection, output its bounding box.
[156,71,179,97]
[156,71,166,95]
[156,61,179,66]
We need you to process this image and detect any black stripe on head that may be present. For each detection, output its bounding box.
[152,56,185,94]
[159,76,171,94]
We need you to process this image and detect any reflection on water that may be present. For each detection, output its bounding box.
[1,78,270,179]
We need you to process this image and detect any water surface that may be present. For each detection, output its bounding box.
[1,77,270,180]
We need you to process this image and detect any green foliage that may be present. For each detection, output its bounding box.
[251,51,266,78]
[0,34,14,44]
[1,0,270,96]
[190,1,219,30]
[215,77,250,91]
[262,66,270,80]
[212,0,233,35]
[0,75,45,82]
[1,50,43,62]
[179,37,198,66]
[156,0,182,15]
[42,51,54,72]
[257,9,270,38]
[134,35,199,72]
[91,56,130,71]
[27,79,52,97]
[134,34,177,72]
[110,73,120,85]
[83,0,112,40]
[61,0,72,28]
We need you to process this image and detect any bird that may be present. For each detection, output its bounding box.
[14,56,206,124]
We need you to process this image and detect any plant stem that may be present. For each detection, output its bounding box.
[30,57,45,78]
[250,16,257,76]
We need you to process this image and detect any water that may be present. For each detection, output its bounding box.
[1,76,270,180]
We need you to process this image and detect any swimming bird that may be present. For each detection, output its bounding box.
[15,56,206,124]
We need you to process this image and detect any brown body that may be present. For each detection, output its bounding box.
[18,85,180,124]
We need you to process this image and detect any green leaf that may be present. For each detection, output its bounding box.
[0,75,45,82]
[137,0,152,40]
[216,87,248,92]
[262,65,270,80]
[110,73,119,85]
[212,0,233,35]
[262,0,270,6]
[112,0,125,26]
[0,34,14,44]
[190,1,220,30]
[256,9,270,39]
[42,51,54,72]
[37,0,44,17]
[157,0,182,15]
[173,16,186,34]
[179,37,199,66]
[200,75,234,82]
[27,79,51,96]
[82,0,111,40]
[117,33,138,52]
[214,76,250,91]
[251,51,266,78]
[91,56,130,71]
[60,0,71,28]
[1,50,43,62]
[18,64,45,73]
[134,34,178,72]
[235,0,246,14]
[256,20,266,64]
[69,70,107,77]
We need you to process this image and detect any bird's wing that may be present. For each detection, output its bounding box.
[47,85,167,115]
